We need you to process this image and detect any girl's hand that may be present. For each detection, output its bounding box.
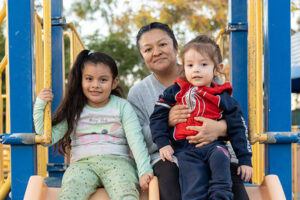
[186,117,227,148]
[237,165,253,182]
[168,105,191,127]
[38,88,54,102]
[159,145,174,162]
[139,173,153,191]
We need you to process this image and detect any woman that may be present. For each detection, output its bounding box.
[128,22,249,200]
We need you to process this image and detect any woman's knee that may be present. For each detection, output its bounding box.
[153,160,181,200]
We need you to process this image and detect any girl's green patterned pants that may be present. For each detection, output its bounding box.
[58,155,139,200]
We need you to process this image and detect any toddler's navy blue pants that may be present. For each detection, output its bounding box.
[175,140,233,200]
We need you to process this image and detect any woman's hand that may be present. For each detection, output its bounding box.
[38,88,53,102]
[237,165,253,182]
[168,105,191,127]
[186,117,227,148]
[139,173,154,191]
[159,145,174,162]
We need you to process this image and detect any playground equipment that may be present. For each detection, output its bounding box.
[24,176,159,200]
[0,0,298,199]
[23,175,285,200]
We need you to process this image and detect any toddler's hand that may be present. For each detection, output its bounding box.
[159,145,174,162]
[139,173,153,191]
[38,88,53,102]
[237,165,253,182]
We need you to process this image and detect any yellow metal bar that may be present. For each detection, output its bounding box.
[0,1,6,25]
[255,0,264,184]
[0,173,11,200]
[247,0,266,184]
[66,23,85,49]
[35,12,48,177]
[215,29,226,60]
[293,143,298,200]
[247,0,266,143]
[0,78,2,134]
[0,55,7,74]
[255,0,263,139]
[4,39,10,175]
[65,23,85,70]
[5,39,10,134]
[36,0,52,144]
[215,29,226,44]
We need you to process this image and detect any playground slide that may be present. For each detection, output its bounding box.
[23,175,159,200]
[24,175,285,200]
[245,175,286,200]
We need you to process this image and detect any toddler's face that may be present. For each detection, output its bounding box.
[183,48,215,87]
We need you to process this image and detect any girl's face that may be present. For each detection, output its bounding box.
[82,62,118,108]
[183,48,218,87]
[139,29,178,74]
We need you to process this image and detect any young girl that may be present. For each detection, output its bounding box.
[34,50,153,200]
[150,35,253,200]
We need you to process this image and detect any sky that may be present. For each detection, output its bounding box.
[0,1,298,37]
[61,1,300,40]
[62,0,146,39]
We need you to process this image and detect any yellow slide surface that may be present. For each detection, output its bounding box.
[246,175,286,200]
[24,175,159,200]
[24,175,285,200]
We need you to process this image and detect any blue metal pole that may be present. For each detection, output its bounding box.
[7,0,36,199]
[264,0,292,199]
[47,0,65,179]
[228,0,248,122]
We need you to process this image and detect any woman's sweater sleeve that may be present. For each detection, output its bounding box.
[33,97,68,145]
[122,101,153,178]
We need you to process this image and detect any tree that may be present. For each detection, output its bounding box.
[70,0,228,43]
[67,0,228,94]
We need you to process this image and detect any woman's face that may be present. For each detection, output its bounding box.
[138,29,178,74]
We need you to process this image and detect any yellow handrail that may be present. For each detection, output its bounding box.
[65,23,85,67]
[0,55,7,74]
[0,173,11,200]
[66,23,85,49]
[248,0,266,184]
[0,3,10,195]
[0,1,6,25]
[35,0,52,144]
[247,0,266,143]
[215,29,226,43]
[293,143,298,200]
[34,12,48,177]
[215,29,226,59]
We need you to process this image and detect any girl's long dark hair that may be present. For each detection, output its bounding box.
[53,50,123,155]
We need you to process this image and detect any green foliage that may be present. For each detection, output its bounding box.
[70,0,114,24]
[64,35,71,80]
[0,24,5,59]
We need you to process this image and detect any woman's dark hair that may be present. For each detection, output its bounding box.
[136,22,178,58]
[179,35,223,79]
[52,50,123,155]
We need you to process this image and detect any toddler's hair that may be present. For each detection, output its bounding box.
[52,50,123,155]
[179,35,223,80]
[180,35,222,67]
